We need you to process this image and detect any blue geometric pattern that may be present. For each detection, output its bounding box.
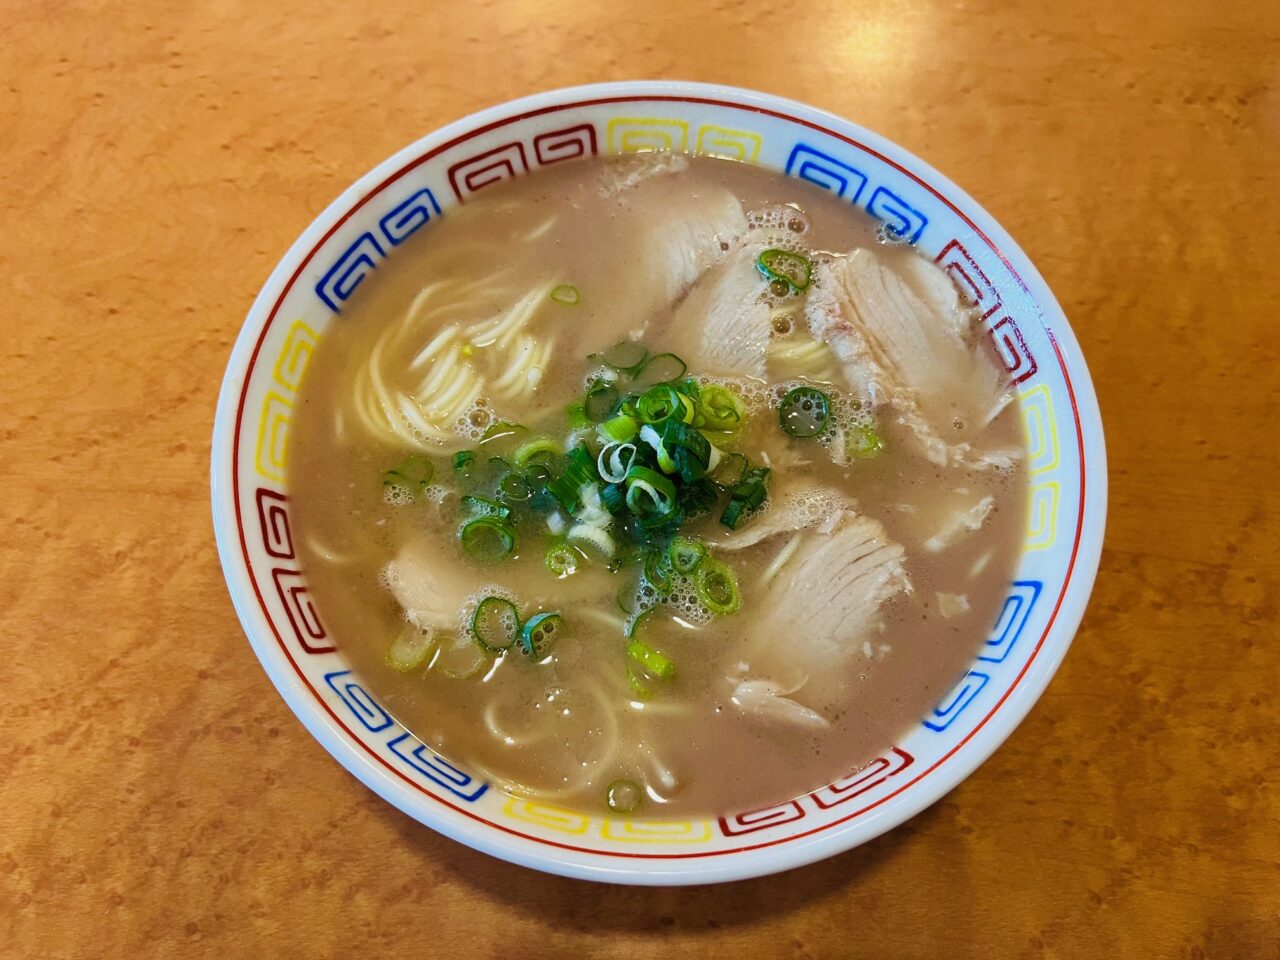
[314,187,446,312]
[866,185,928,243]
[315,232,384,312]
[980,580,1043,664]
[324,670,394,733]
[378,189,441,246]
[387,733,489,802]
[924,670,991,732]
[784,143,868,203]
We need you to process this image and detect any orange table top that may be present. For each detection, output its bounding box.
[4,1,1278,955]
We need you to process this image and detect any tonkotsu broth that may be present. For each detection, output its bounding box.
[289,154,1027,817]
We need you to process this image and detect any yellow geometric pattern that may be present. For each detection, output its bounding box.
[1020,384,1059,476]
[273,320,320,392]
[694,124,762,162]
[1018,385,1061,550]
[255,392,294,484]
[255,320,322,482]
[599,818,714,844]
[606,117,689,153]
[501,797,590,835]
[1025,481,1060,551]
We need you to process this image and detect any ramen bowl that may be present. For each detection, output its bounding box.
[211,80,1106,885]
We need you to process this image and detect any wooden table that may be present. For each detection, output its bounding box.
[4,1,1278,956]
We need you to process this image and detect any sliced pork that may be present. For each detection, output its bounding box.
[661,243,773,378]
[806,249,1014,468]
[720,506,911,726]
[604,176,747,334]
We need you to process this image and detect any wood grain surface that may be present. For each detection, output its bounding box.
[3,1,1278,957]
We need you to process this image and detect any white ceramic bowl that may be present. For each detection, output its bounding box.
[211,81,1107,885]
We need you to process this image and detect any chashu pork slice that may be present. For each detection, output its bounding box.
[658,242,773,379]
[806,249,1016,468]
[602,175,748,336]
[383,539,612,632]
[708,480,849,551]
[381,541,474,633]
[755,512,910,666]
[722,502,911,727]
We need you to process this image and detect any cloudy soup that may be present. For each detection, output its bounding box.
[288,153,1027,817]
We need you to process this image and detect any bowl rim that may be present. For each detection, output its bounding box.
[211,79,1108,885]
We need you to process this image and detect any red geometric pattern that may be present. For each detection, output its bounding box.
[254,486,333,654]
[448,123,600,202]
[533,123,597,165]
[810,747,914,809]
[935,238,1003,320]
[718,799,806,837]
[987,315,1038,385]
[271,567,333,654]
[255,488,294,559]
[716,747,915,837]
[936,237,1038,386]
[447,142,529,201]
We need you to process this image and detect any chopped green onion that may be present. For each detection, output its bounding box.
[598,413,639,443]
[694,558,741,615]
[435,632,489,680]
[385,623,436,672]
[643,549,674,596]
[381,454,434,499]
[695,384,746,432]
[721,466,771,530]
[567,522,614,560]
[625,606,653,638]
[545,543,580,577]
[565,401,590,431]
[545,443,598,514]
[637,384,694,425]
[846,423,884,459]
[627,638,677,680]
[674,377,702,400]
[624,466,678,518]
[678,478,719,518]
[605,779,643,814]
[482,420,525,444]
[633,352,687,387]
[519,612,563,659]
[779,386,831,438]
[452,449,476,479]
[633,508,685,540]
[617,582,638,615]
[659,418,712,482]
[550,284,580,305]
[627,661,651,699]
[756,249,813,292]
[459,516,517,563]
[461,495,512,522]
[525,463,558,514]
[513,437,561,467]
[711,451,748,488]
[597,442,638,484]
[470,596,520,651]
[499,474,532,501]
[669,537,707,574]
[600,481,628,515]
[638,424,676,473]
[594,340,649,375]
[584,379,619,423]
